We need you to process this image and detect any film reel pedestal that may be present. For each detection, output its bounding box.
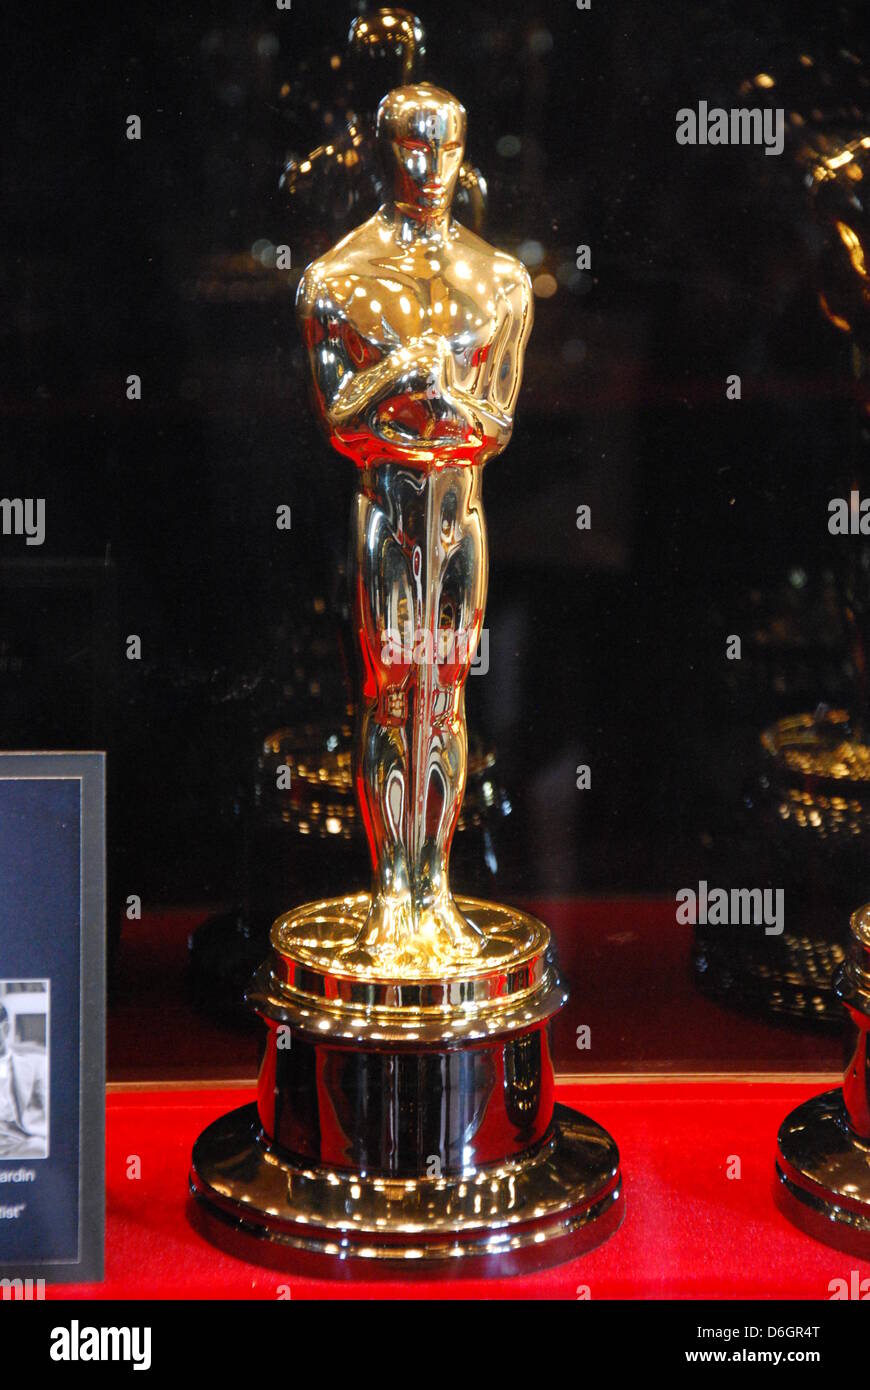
[190,892,622,1273]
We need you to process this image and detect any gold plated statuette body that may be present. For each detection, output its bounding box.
[190,84,623,1273]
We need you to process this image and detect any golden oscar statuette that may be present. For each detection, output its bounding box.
[189,83,623,1274]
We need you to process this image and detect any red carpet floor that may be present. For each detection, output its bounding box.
[50,1078,870,1300]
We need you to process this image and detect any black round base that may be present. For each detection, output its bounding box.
[189,1101,623,1278]
[775,1089,870,1257]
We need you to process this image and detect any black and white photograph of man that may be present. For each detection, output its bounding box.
[0,982,49,1160]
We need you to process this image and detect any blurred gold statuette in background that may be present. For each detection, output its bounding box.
[281,9,487,235]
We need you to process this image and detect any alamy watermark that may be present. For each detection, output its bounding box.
[829,490,870,534]
[380,624,489,676]
[676,880,784,935]
[0,497,45,546]
[1,1276,45,1300]
[830,1271,870,1299]
[50,1322,152,1371]
[676,102,784,157]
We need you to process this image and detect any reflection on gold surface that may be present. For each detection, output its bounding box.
[297,84,533,975]
[261,724,499,840]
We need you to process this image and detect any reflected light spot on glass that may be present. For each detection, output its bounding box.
[533,273,558,299]
[518,239,545,268]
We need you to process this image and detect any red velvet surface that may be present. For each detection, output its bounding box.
[50,1079,870,1300]
[109,902,842,1081]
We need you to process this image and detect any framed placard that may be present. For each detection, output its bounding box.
[0,752,104,1284]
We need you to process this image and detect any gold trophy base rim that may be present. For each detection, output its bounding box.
[774,1088,870,1257]
[189,1101,623,1278]
[254,893,566,1044]
[271,891,550,982]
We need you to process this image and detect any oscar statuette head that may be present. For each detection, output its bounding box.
[376,83,467,221]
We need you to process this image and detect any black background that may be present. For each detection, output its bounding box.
[1,0,863,918]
